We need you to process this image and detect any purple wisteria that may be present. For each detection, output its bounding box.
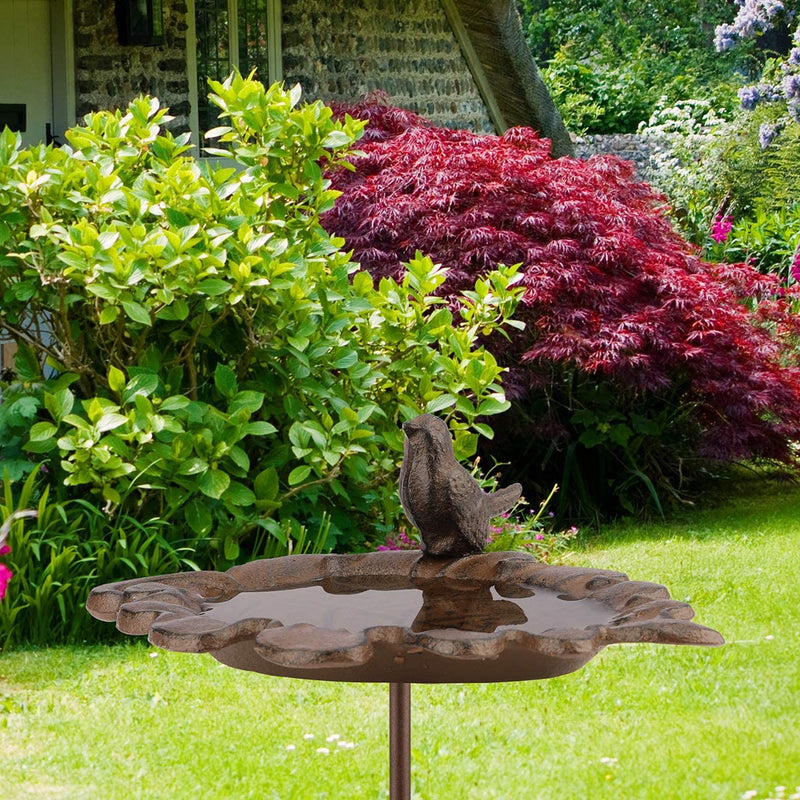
[716,0,800,124]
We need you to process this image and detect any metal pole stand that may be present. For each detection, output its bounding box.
[389,682,411,800]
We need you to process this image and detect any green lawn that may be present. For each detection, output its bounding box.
[1,478,799,799]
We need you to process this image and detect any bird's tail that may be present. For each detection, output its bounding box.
[484,483,522,517]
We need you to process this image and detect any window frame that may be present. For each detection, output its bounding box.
[187,0,282,151]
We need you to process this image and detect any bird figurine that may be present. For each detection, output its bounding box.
[399,413,522,557]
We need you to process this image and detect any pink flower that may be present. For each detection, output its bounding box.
[0,563,11,601]
[535,533,545,541]
[0,540,11,600]
[0,545,11,601]
[711,214,733,243]
[791,250,800,284]
[0,510,36,600]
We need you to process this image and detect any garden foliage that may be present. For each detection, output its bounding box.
[639,97,800,279]
[324,100,800,517]
[518,0,745,133]
[0,74,522,641]
[716,0,800,124]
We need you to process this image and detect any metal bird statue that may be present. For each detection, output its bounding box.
[399,414,522,557]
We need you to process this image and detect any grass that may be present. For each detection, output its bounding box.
[1,476,799,800]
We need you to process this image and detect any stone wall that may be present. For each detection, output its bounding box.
[571,133,671,180]
[73,0,191,130]
[281,0,494,132]
[71,0,494,137]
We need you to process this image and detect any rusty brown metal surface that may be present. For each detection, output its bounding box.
[390,683,411,800]
[87,550,723,684]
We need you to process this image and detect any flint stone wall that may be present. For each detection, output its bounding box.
[571,132,673,180]
[281,0,494,132]
[71,0,493,136]
[73,0,191,130]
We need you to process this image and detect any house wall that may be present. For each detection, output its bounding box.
[72,0,192,131]
[281,0,494,132]
[70,0,494,137]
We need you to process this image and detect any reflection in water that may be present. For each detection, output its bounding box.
[411,586,527,632]
[199,580,612,635]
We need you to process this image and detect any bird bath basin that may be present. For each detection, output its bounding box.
[87,549,723,797]
[87,411,723,798]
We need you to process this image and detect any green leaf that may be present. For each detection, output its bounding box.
[254,466,279,501]
[426,394,457,414]
[185,499,212,536]
[44,389,74,422]
[332,350,359,369]
[227,445,250,472]
[121,372,159,404]
[473,422,494,439]
[177,458,208,476]
[29,421,58,442]
[214,364,238,399]
[288,465,312,485]
[476,396,510,416]
[24,438,57,454]
[243,421,278,436]
[99,306,120,325]
[198,468,230,499]
[108,365,126,393]
[578,429,606,448]
[228,391,265,416]
[322,129,353,149]
[102,485,121,505]
[197,278,231,296]
[13,344,40,382]
[222,481,255,506]
[159,395,190,412]
[608,424,633,447]
[120,300,152,326]
[95,413,129,433]
[452,432,479,460]
[223,535,240,561]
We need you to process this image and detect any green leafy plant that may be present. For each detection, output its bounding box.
[520,0,746,134]
[0,74,523,566]
[641,100,800,274]
[706,204,800,279]
[0,469,202,648]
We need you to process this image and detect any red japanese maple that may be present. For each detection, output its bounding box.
[323,100,800,510]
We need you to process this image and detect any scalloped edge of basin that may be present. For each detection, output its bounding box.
[86,551,723,684]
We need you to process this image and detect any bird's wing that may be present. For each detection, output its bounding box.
[448,469,487,548]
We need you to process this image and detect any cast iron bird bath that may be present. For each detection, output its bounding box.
[86,416,724,798]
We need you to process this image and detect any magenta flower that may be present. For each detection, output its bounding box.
[0,510,36,600]
[0,562,11,601]
[0,542,11,601]
[711,214,734,243]
[791,250,800,283]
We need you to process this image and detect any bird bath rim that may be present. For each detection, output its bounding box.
[86,550,723,684]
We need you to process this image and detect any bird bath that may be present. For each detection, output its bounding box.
[87,413,723,798]
[87,549,723,798]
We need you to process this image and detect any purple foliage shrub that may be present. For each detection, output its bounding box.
[323,100,800,515]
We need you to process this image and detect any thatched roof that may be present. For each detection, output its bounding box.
[442,0,574,157]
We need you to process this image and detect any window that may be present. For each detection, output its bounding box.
[194,0,281,135]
